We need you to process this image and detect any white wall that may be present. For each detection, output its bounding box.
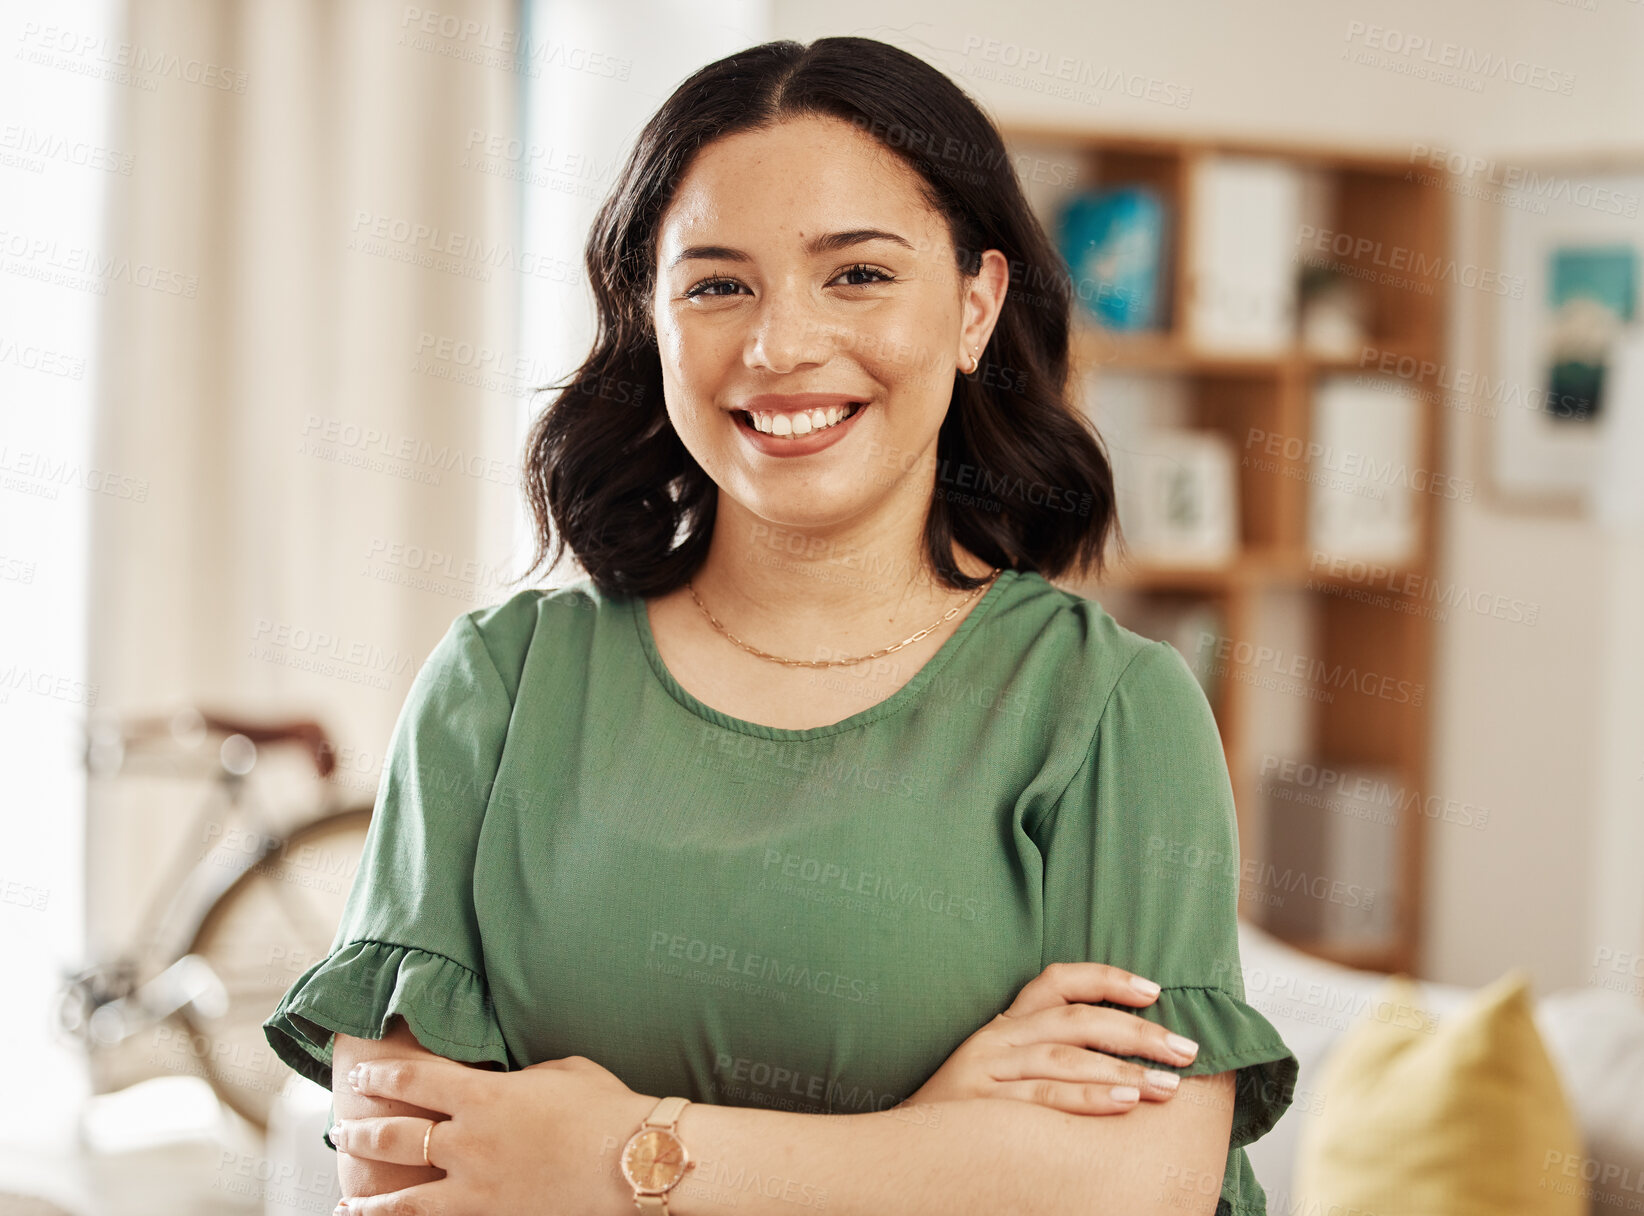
[770,0,1644,992]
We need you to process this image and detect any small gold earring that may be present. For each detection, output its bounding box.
[965,348,979,374]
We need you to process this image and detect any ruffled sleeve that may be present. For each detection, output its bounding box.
[264,940,510,1093]
[1034,640,1299,1212]
[262,606,530,1149]
[1119,983,1297,1150]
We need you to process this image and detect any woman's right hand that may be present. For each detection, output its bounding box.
[897,962,1201,1116]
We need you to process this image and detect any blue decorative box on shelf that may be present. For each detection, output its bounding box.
[1056,185,1167,331]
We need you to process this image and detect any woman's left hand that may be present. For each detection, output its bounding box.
[331,1052,660,1215]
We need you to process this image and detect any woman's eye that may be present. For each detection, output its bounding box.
[682,265,896,299]
[683,277,743,299]
[834,264,896,287]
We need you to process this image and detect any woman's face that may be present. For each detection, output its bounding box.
[651,113,1004,536]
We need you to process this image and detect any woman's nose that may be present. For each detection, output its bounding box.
[743,289,835,373]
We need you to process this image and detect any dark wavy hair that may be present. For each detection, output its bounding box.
[518,36,1121,598]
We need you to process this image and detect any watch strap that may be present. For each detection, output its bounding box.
[643,1094,691,1130]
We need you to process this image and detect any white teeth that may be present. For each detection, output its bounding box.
[746,403,861,438]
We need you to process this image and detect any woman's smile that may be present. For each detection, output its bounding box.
[732,393,871,458]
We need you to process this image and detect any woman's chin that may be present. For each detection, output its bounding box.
[735,494,877,536]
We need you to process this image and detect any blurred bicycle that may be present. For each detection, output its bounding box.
[57,707,373,1130]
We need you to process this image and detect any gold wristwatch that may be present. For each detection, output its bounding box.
[619,1095,695,1213]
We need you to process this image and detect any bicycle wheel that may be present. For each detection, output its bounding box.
[174,804,373,1128]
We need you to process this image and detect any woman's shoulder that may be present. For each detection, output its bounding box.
[997,570,1169,678]
[994,570,1204,735]
[465,576,605,627]
[444,576,617,696]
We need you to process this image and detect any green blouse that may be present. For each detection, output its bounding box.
[263,568,1298,1215]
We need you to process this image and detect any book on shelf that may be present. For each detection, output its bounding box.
[1055,185,1168,331]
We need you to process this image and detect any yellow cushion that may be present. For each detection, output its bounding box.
[1294,968,1585,1216]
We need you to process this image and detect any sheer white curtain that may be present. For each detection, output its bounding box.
[85,0,522,1002]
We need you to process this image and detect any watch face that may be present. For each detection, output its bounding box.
[621,1128,689,1193]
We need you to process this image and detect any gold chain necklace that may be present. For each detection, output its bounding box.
[686,568,1003,669]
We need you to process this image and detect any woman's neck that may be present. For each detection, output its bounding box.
[686,494,996,660]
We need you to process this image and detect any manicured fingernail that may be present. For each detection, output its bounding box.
[1130,975,1161,997]
[327,1121,344,1147]
[1166,1033,1199,1059]
[1144,1069,1180,1092]
[347,1063,363,1091]
[1110,1085,1140,1103]
[333,1204,349,1215]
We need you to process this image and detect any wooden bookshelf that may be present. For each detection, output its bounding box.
[1003,124,1450,978]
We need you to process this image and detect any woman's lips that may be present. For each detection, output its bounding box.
[734,401,869,458]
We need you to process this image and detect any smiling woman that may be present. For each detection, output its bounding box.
[645,116,1019,595]
[263,34,1297,1216]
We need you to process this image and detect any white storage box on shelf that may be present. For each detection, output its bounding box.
[1185,154,1304,356]
[1307,373,1422,564]
[1114,428,1240,567]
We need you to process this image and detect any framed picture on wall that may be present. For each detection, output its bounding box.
[1483,155,1644,511]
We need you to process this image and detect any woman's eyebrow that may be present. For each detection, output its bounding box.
[668,228,915,268]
